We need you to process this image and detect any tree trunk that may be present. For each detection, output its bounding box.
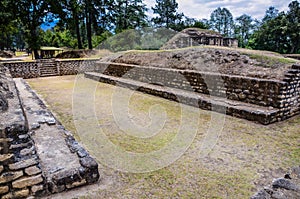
[74,12,83,49]
[85,1,93,50]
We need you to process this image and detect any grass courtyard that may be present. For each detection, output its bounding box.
[26,75,300,199]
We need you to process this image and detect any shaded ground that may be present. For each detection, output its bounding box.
[26,75,300,199]
[101,46,298,80]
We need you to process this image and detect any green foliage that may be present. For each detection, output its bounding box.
[114,0,148,33]
[210,7,234,37]
[249,1,300,54]
[235,14,254,48]
[152,0,184,29]
[100,28,176,52]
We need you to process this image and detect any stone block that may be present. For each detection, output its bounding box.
[9,158,38,170]
[0,171,23,184]
[25,166,41,176]
[0,166,3,174]
[31,184,44,194]
[0,154,14,163]
[0,186,9,194]
[66,179,87,189]
[2,189,30,199]
[20,146,35,156]
[12,174,44,189]
[52,169,81,186]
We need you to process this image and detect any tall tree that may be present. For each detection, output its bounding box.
[114,0,148,33]
[286,0,300,53]
[0,0,17,50]
[248,12,288,53]
[235,14,254,48]
[151,0,183,29]
[14,0,63,58]
[210,7,234,37]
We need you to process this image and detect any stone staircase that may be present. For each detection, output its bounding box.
[39,60,58,77]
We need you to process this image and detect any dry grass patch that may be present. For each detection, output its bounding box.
[27,75,300,199]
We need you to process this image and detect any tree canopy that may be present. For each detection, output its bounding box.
[1,0,300,54]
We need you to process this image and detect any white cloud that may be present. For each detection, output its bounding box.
[145,0,291,20]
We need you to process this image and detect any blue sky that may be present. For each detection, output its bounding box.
[145,0,291,20]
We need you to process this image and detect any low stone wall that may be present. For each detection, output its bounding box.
[0,72,45,198]
[1,59,98,79]
[57,59,98,75]
[93,62,300,122]
[94,63,284,108]
[0,68,99,198]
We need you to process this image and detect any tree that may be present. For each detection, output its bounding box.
[0,0,17,50]
[152,0,184,29]
[210,7,234,37]
[113,0,148,33]
[248,12,289,53]
[173,17,209,31]
[286,0,300,53]
[235,14,254,48]
[262,6,279,22]
[14,0,63,58]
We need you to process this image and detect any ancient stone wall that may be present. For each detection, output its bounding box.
[93,62,300,123]
[2,59,98,79]
[0,72,45,198]
[279,64,300,120]
[95,63,285,108]
[56,59,98,75]
[0,68,99,198]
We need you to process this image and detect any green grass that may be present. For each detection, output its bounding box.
[26,75,300,199]
[245,53,297,66]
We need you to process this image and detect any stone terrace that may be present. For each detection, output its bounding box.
[85,62,300,125]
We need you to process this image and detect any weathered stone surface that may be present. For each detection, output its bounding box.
[12,174,44,189]
[250,189,271,199]
[272,178,300,191]
[20,146,35,156]
[0,154,14,163]
[0,138,13,143]
[80,156,98,169]
[25,166,41,176]
[9,158,38,170]
[52,169,80,186]
[0,171,23,184]
[0,165,4,174]
[31,184,44,194]
[48,182,66,193]
[66,179,87,189]
[0,186,9,194]
[2,189,30,199]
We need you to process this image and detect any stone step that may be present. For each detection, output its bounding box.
[85,72,280,125]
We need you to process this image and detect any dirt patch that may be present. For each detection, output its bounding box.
[27,76,300,199]
[101,47,298,80]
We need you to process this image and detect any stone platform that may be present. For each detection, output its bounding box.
[14,78,99,196]
[0,76,99,198]
[85,72,280,125]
